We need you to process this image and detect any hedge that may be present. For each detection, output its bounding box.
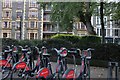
[1,37,120,67]
[51,34,81,45]
[51,34,101,49]
[92,43,120,62]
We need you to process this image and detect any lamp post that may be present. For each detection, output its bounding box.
[20,16,22,40]
[21,0,26,40]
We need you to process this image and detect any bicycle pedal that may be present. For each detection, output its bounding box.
[18,74,22,77]
[22,74,25,77]
[84,74,87,77]
[30,73,35,77]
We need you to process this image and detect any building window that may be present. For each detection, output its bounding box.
[4,0,11,7]
[77,22,80,30]
[17,12,22,18]
[30,33,34,39]
[36,22,38,28]
[3,11,11,18]
[16,22,20,29]
[3,21,7,28]
[97,28,99,35]
[43,24,51,31]
[35,33,37,39]
[17,2,22,9]
[115,29,118,36]
[3,21,11,28]
[3,33,7,38]
[81,22,86,30]
[30,21,35,28]
[43,24,47,31]
[96,16,100,25]
[29,10,38,18]
[16,32,20,39]
[96,7,99,13]
[45,3,51,10]
[29,0,37,7]
[100,29,106,36]
[44,14,50,21]
[104,17,107,25]
[6,11,9,17]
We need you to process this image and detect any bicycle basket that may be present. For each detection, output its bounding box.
[81,50,91,59]
[60,47,67,57]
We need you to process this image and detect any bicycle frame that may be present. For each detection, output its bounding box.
[78,49,93,80]
[36,47,53,79]
[0,47,17,68]
[1,46,19,79]
[62,54,77,79]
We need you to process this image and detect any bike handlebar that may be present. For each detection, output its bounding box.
[87,48,95,51]
[68,48,81,55]
[52,48,67,57]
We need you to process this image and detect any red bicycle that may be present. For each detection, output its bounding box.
[0,46,18,80]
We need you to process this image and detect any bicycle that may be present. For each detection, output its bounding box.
[36,46,53,79]
[62,48,94,80]
[0,45,18,80]
[10,46,33,79]
[11,46,52,80]
[77,48,94,80]
[62,48,80,79]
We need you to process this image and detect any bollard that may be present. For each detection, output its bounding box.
[115,62,119,80]
[108,62,119,80]
[108,62,112,80]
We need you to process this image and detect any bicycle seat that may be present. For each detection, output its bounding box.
[4,49,12,53]
[22,49,28,53]
[41,46,50,57]
[12,46,18,53]
[4,46,11,53]
[59,47,67,57]
[81,50,91,59]
[68,48,80,55]
[43,53,50,57]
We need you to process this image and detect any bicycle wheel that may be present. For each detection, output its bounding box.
[1,66,11,79]
[11,69,25,78]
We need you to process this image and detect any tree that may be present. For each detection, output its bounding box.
[112,2,120,26]
[100,1,105,43]
[37,1,120,36]
[50,2,98,35]
[103,2,120,25]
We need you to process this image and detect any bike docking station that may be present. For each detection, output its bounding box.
[108,62,119,80]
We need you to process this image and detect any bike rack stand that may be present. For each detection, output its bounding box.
[108,62,119,80]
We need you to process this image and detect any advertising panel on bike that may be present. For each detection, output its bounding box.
[0,59,11,67]
[13,62,27,69]
[36,68,50,78]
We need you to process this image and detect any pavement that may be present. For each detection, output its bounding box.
[0,61,120,79]
[50,62,120,79]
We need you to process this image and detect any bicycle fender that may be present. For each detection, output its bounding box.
[12,61,27,70]
[62,68,76,79]
[36,67,51,78]
[0,59,12,67]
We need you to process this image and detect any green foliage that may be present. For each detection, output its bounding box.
[2,38,19,46]
[37,38,73,49]
[1,38,120,63]
[93,43,120,62]
[18,39,34,47]
[76,35,101,49]
[51,34,81,45]
[51,34,101,49]
[50,2,98,34]
[112,2,120,21]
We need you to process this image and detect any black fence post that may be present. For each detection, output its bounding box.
[108,62,119,80]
